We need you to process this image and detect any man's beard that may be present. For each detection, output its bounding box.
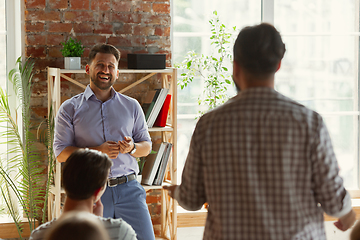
[90,72,115,90]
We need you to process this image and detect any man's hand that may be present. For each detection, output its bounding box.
[334,208,356,231]
[93,199,104,217]
[119,136,134,154]
[163,185,179,199]
[98,141,120,159]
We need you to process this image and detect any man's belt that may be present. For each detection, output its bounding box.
[107,173,136,187]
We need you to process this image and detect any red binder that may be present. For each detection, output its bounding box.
[154,94,171,127]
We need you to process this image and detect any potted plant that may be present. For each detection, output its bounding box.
[60,37,84,70]
[0,57,55,239]
[176,11,237,117]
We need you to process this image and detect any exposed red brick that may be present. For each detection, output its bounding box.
[47,22,73,33]
[83,48,91,58]
[98,11,111,22]
[132,36,146,47]
[26,34,47,46]
[48,47,63,58]
[147,37,170,48]
[155,26,170,36]
[77,35,107,46]
[142,14,170,25]
[134,3,151,13]
[33,58,63,70]
[70,0,90,10]
[153,3,170,13]
[108,36,132,46]
[64,11,94,22]
[47,34,65,46]
[31,107,48,120]
[25,0,46,9]
[132,49,149,54]
[48,0,68,9]
[146,195,161,203]
[74,23,94,33]
[112,0,133,12]
[112,12,142,24]
[146,0,170,2]
[114,23,133,35]
[25,21,45,32]
[94,23,113,34]
[91,0,111,11]
[26,46,46,58]
[134,25,155,36]
[25,10,61,21]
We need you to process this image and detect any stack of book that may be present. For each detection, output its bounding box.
[141,142,172,186]
[142,88,169,128]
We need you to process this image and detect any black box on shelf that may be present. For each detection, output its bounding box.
[127,53,166,69]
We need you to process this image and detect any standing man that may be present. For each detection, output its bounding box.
[53,44,155,240]
[164,23,356,239]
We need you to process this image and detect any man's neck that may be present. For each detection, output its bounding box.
[62,197,94,214]
[90,85,112,102]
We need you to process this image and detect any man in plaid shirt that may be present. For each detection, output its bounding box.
[165,23,356,240]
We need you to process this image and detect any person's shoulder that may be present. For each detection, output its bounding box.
[29,219,56,240]
[98,216,137,240]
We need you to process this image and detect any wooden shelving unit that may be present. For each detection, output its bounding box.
[47,67,178,240]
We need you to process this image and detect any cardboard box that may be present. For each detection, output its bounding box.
[127,53,166,69]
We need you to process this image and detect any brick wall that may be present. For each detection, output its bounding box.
[24,0,172,235]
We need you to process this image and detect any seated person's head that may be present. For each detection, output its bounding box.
[62,149,113,201]
[44,211,109,240]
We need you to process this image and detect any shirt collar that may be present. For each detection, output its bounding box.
[84,85,116,101]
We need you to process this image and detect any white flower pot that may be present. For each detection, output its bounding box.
[64,57,81,70]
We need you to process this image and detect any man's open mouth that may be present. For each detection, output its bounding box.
[98,74,110,80]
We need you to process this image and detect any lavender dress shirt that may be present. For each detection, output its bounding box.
[53,85,151,178]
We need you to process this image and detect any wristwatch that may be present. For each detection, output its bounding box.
[130,143,137,154]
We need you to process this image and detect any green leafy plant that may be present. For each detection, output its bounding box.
[176,11,237,117]
[0,57,55,239]
[60,37,84,57]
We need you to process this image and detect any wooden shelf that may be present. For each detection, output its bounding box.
[47,67,178,240]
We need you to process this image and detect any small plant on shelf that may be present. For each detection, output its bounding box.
[60,37,84,57]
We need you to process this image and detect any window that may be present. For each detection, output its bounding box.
[173,0,360,193]
[0,0,22,218]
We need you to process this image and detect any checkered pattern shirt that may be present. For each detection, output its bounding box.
[174,87,351,240]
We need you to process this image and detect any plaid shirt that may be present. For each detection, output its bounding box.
[175,87,351,240]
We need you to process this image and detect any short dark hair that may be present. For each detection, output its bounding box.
[88,44,121,65]
[233,23,286,77]
[62,149,113,200]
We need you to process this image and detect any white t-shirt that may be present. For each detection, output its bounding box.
[29,215,137,240]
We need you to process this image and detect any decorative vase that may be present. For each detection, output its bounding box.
[64,57,81,70]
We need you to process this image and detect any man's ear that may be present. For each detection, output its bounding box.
[93,187,102,199]
[85,64,90,75]
[276,60,282,72]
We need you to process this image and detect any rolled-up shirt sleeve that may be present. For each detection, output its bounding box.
[311,117,352,218]
[53,101,75,158]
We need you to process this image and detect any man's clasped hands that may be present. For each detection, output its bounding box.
[98,136,135,159]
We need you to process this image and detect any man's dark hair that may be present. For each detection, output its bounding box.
[88,44,121,64]
[62,149,113,200]
[233,23,286,78]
